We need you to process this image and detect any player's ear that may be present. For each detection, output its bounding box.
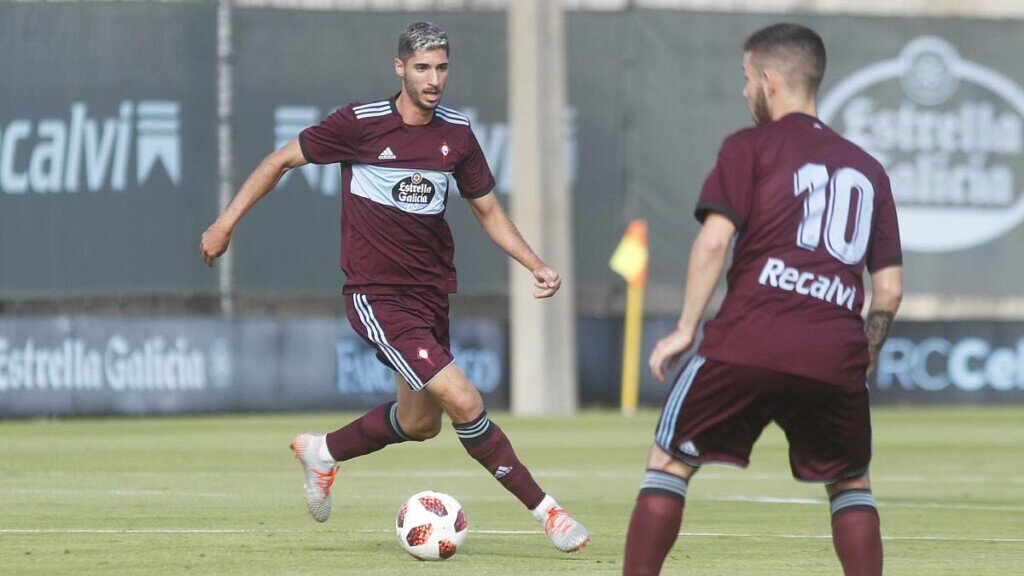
[762,68,780,97]
[394,57,405,78]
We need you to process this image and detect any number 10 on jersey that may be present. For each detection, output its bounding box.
[793,163,875,265]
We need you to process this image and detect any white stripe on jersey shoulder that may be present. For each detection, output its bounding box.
[353,100,390,113]
[355,109,392,120]
[435,107,470,126]
[353,101,393,119]
[436,105,469,122]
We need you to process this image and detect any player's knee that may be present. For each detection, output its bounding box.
[826,474,871,498]
[646,444,698,480]
[407,422,442,441]
[400,414,443,441]
[440,390,484,424]
[394,405,443,441]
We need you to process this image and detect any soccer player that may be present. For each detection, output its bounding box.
[622,24,902,575]
[199,22,590,553]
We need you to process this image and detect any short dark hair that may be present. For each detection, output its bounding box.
[744,23,826,94]
[398,22,449,61]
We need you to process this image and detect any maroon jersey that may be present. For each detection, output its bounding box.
[695,113,902,389]
[299,96,495,295]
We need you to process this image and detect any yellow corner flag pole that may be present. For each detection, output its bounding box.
[609,219,649,416]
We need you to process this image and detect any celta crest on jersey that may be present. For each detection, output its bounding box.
[0,100,181,195]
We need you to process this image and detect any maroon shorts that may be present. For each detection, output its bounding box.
[344,291,455,391]
[655,355,872,483]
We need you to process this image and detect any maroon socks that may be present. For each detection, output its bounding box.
[454,411,546,510]
[623,470,688,575]
[324,401,412,462]
[324,405,546,513]
[830,489,883,576]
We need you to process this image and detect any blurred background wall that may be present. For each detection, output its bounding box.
[2,0,1023,415]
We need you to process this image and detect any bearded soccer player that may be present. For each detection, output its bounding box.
[622,24,902,575]
[199,22,589,553]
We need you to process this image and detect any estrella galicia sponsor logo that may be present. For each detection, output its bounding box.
[0,101,181,195]
[820,37,1024,252]
[876,336,1024,392]
[0,335,231,392]
[336,338,501,394]
[392,172,436,205]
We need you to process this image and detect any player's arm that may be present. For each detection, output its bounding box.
[865,265,903,376]
[200,139,308,266]
[466,191,560,299]
[649,213,735,381]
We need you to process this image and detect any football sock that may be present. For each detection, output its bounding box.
[317,437,334,463]
[830,489,883,576]
[454,411,546,509]
[623,470,688,576]
[324,401,412,462]
[529,494,558,523]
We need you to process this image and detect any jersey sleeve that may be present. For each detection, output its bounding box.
[866,174,903,272]
[455,129,496,199]
[695,133,756,229]
[298,106,361,165]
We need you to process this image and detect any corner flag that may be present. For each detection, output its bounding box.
[609,219,649,285]
[610,219,649,415]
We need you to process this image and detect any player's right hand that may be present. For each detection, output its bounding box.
[200,222,232,267]
[649,329,694,382]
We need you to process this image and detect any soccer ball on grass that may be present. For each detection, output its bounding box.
[395,490,468,560]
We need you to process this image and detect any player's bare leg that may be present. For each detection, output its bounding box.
[394,373,444,440]
[424,362,590,553]
[826,474,882,576]
[623,444,699,575]
[290,375,441,523]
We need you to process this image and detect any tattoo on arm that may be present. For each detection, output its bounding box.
[865,311,895,360]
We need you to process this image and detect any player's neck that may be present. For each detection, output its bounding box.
[395,92,434,126]
[771,100,818,122]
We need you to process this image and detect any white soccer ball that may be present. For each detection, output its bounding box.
[395,490,468,560]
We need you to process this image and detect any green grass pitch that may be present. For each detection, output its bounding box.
[2,407,1022,575]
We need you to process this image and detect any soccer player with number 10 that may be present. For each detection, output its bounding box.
[623,24,904,575]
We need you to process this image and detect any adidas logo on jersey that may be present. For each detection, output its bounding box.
[493,466,514,479]
[378,147,397,160]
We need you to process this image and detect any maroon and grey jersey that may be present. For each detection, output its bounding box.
[695,113,902,389]
[299,96,495,295]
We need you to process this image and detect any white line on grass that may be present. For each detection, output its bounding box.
[359,529,1024,543]
[705,495,1024,512]
[8,489,230,498]
[7,489,1021,513]
[680,532,1024,543]
[0,529,252,534]
[2,528,1020,543]
[46,469,1024,486]
[343,470,1024,486]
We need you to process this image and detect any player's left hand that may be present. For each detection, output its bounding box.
[531,265,561,299]
[649,328,694,382]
